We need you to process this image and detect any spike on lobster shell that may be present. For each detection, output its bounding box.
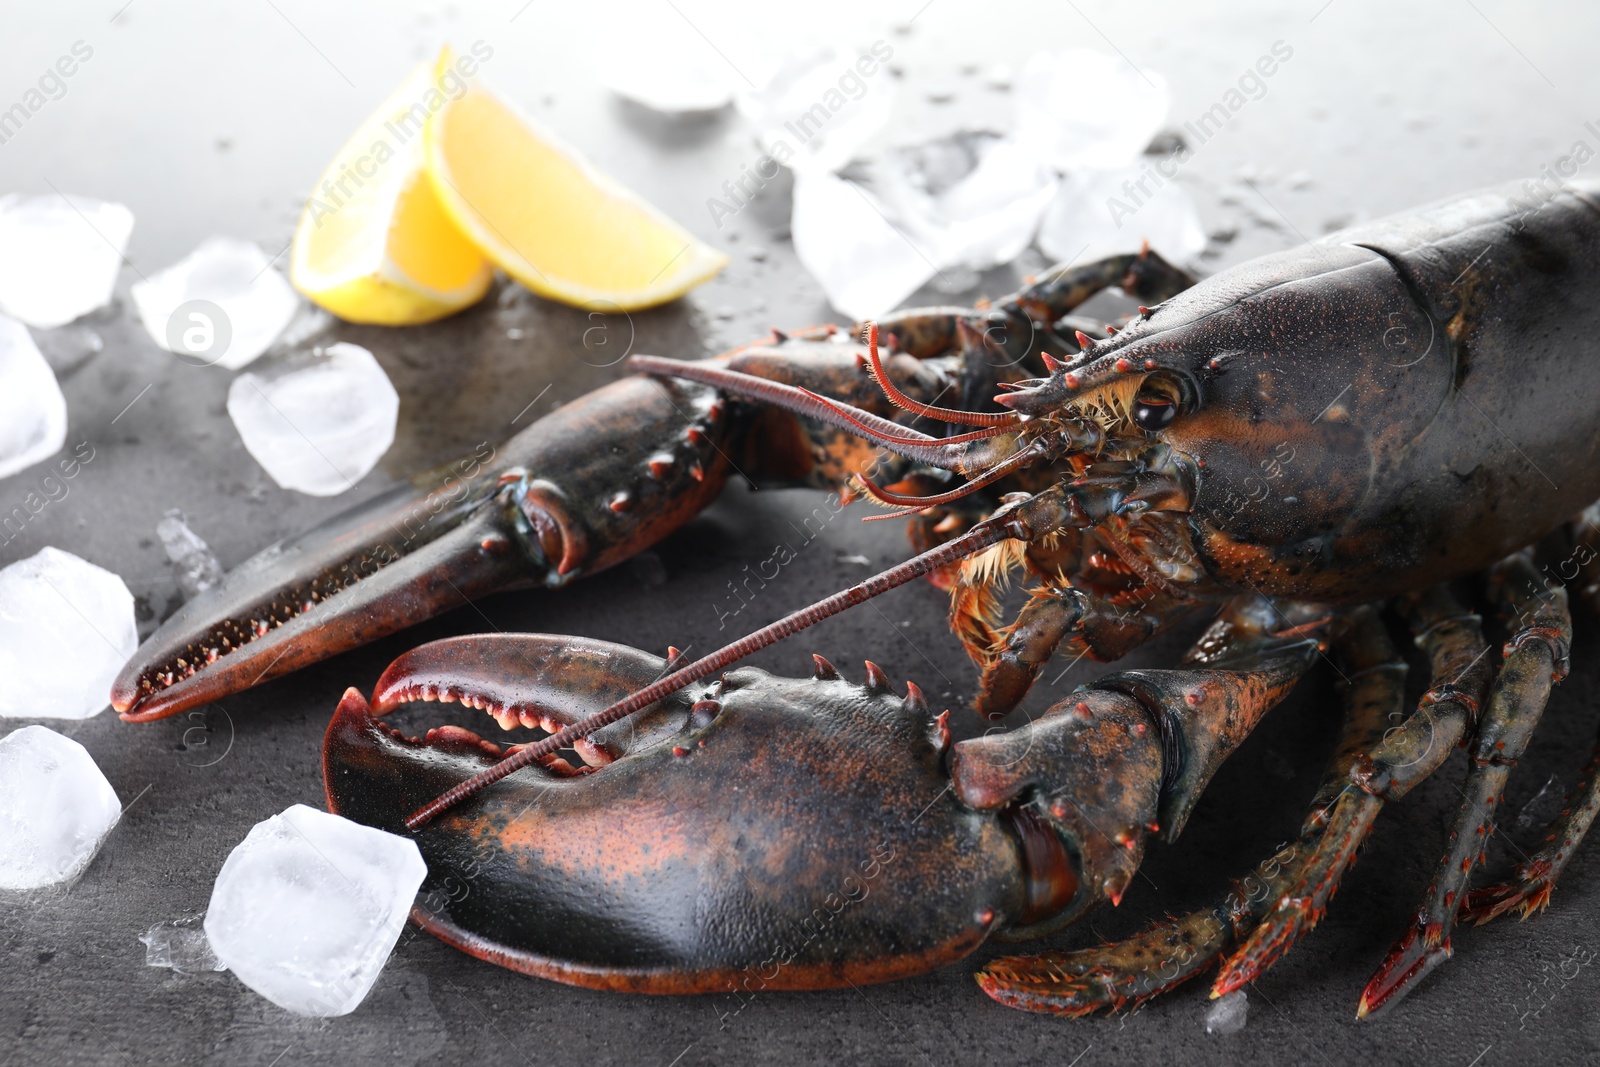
[1039,352,1066,373]
[812,653,840,680]
[863,660,891,694]
[904,679,929,714]
[929,708,952,753]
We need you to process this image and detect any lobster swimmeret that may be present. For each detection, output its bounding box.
[118,181,1600,1017]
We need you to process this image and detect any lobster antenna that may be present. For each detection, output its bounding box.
[629,355,975,472]
[860,323,1020,427]
[797,388,1018,447]
[404,518,1011,829]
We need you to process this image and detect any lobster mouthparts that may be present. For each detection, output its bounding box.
[323,635,1028,992]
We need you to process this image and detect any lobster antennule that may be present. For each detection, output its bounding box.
[404,513,1022,828]
[858,322,1021,428]
[855,445,1044,514]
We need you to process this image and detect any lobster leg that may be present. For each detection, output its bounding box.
[1209,584,1497,998]
[1461,522,1600,927]
[973,584,1196,720]
[975,606,1400,1015]
[1359,551,1571,1017]
[865,248,1199,369]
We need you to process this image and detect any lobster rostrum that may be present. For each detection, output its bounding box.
[129,181,1600,1016]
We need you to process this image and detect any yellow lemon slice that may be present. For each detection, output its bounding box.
[424,48,727,311]
[291,56,494,325]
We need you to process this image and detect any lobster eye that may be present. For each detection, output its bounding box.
[1131,394,1177,431]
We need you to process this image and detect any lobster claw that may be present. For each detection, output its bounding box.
[113,376,732,722]
[324,635,1030,991]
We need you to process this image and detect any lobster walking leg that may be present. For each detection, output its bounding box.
[1210,586,1496,997]
[975,606,1400,1016]
[866,249,1198,366]
[975,584,1196,720]
[1360,552,1571,1018]
[1464,515,1600,924]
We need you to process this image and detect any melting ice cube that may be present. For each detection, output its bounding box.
[0,193,134,329]
[131,237,299,371]
[141,914,227,974]
[226,342,399,497]
[0,313,68,481]
[598,7,737,113]
[1014,50,1169,172]
[792,169,936,321]
[0,547,137,719]
[204,804,426,1016]
[0,725,121,891]
[156,509,224,600]
[1205,988,1249,1034]
[738,45,898,174]
[793,133,1057,318]
[1036,165,1206,268]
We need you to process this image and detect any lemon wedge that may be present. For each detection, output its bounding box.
[424,48,727,311]
[291,57,494,325]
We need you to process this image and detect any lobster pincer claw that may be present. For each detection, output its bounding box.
[324,634,1032,992]
[112,375,733,722]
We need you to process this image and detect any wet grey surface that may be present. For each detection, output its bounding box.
[4,1,1600,1064]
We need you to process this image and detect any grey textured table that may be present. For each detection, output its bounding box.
[4,2,1600,1064]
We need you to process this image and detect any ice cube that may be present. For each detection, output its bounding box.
[156,510,224,600]
[131,237,299,371]
[598,8,736,113]
[1014,50,1169,171]
[0,314,67,480]
[738,45,898,174]
[0,547,137,719]
[863,132,1058,273]
[1205,988,1249,1034]
[0,725,121,890]
[793,133,1057,318]
[1036,165,1206,268]
[204,804,427,1016]
[0,193,134,329]
[141,914,227,975]
[226,343,399,497]
[792,169,936,321]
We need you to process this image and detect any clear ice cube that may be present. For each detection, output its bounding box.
[0,193,134,329]
[0,547,137,719]
[141,914,227,974]
[0,725,121,890]
[793,133,1057,318]
[0,313,68,480]
[131,237,299,371]
[156,509,223,600]
[598,7,737,113]
[738,45,898,174]
[1206,988,1249,1034]
[1014,50,1169,171]
[204,804,427,1017]
[792,169,937,321]
[226,343,399,497]
[1036,165,1206,268]
[863,132,1059,272]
